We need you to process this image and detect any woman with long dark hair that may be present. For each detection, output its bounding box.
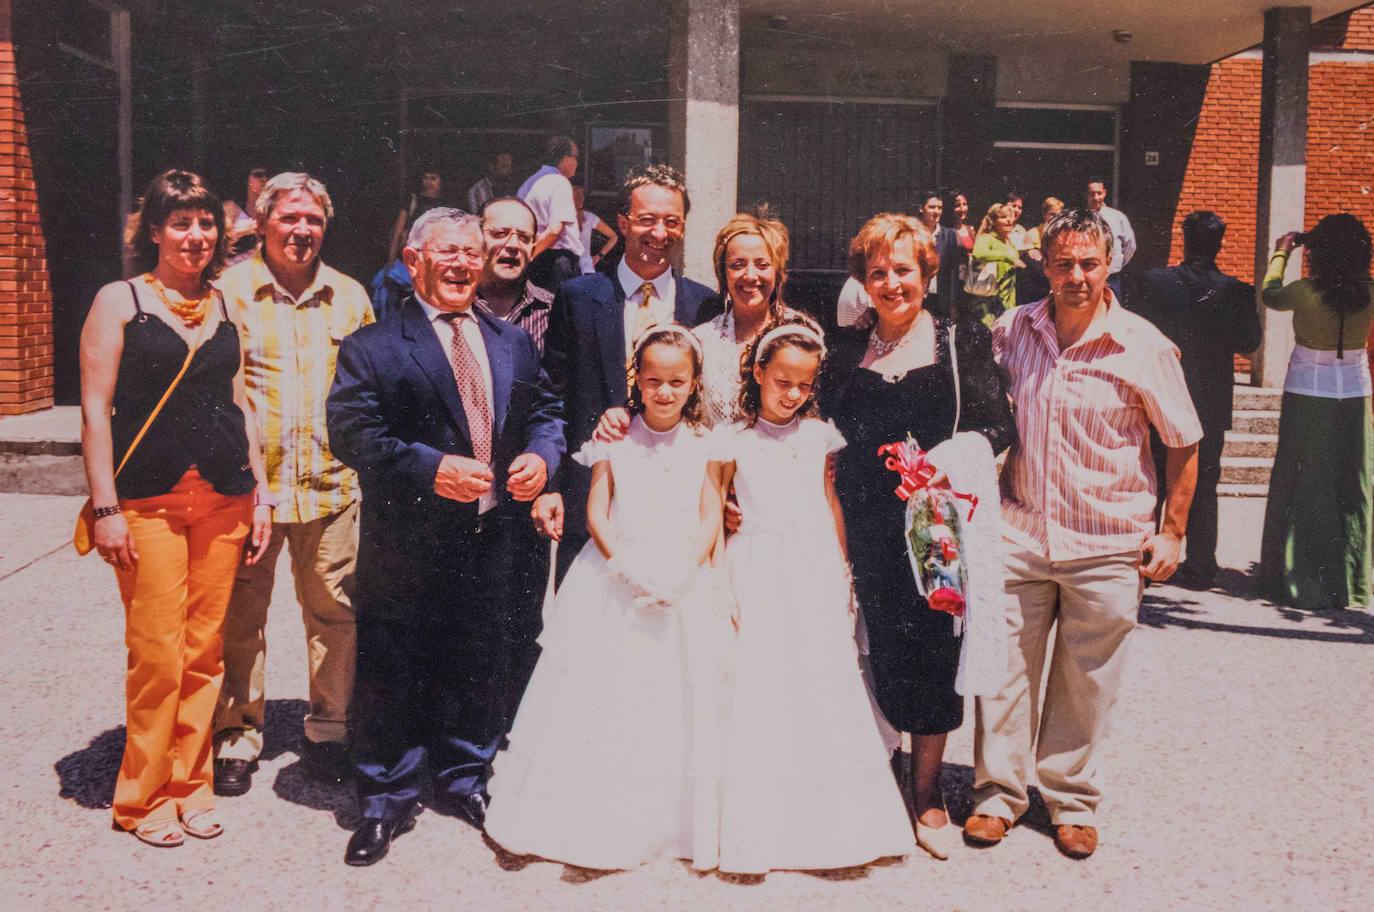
[1260,213,1374,609]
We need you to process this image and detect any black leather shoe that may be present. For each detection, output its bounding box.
[1172,562,1218,590]
[344,816,416,867]
[299,739,350,783]
[213,758,256,797]
[434,790,489,830]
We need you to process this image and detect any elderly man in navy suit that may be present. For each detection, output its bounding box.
[533,164,717,579]
[327,208,563,866]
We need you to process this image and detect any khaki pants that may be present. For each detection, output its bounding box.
[112,470,252,830]
[214,502,358,761]
[971,541,1143,826]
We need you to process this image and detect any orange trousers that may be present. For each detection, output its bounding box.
[110,469,251,831]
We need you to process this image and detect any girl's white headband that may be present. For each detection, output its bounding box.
[632,322,703,360]
[753,324,826,364]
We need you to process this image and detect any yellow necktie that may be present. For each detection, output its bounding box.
[632,281,657,346]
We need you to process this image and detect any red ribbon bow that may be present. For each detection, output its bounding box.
[878,439,979,519]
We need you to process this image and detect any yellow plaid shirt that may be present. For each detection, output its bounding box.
[218,253,375,523]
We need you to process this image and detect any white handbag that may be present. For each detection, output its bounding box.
[963,260,998,297]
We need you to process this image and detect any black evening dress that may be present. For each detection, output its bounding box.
[821,317,1014,735]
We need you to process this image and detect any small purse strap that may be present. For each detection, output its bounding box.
[113,280,214,479]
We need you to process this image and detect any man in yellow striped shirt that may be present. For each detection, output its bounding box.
[211,173,374,796]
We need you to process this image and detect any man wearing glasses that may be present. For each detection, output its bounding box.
[477,197,554,354]
[327,208,563,865]
[517,134,583,290]
[536,164,717,580]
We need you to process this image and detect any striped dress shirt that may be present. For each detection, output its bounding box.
[478,279,554,355]
[218,254,375,524]
[993,294,1202,561]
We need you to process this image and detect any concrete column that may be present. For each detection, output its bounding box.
[939,54,997,205]
[1252,7,1310,388]
[668,0,738,285]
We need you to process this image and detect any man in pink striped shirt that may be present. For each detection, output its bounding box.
[964,209,1201,860]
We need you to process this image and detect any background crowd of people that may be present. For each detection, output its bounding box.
[80,137,1374,872]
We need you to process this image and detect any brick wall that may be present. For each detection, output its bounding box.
[0,0,55,415]
[1306,61,1374,223]
[1163,5,1374,274]
[1166,60,1263,279]
[1311,5,1374,50]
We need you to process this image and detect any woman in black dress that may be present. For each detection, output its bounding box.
[821,213,1013,859]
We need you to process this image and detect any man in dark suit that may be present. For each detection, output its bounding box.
[1135,210,1261,588]
[533,164,716,579]
[327,208,563,866]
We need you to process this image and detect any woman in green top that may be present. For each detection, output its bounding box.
[968,203,1023,326]
[1259,213,1374,610]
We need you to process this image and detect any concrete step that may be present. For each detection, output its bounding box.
[0,452,88,495]
[1222,431,1278,459]
[1233,386,1283,411]
[1220,455,1274,486]
[1218,482,1269,498]
[1231,409,1280,435]
[0,406,83,495]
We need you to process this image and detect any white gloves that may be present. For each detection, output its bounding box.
[608,550,694,614]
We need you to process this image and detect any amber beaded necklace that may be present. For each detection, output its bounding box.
[146,273,211,328]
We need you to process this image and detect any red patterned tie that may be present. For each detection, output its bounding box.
[440,311,492,463]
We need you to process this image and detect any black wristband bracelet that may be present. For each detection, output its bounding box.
[92,505,121,518]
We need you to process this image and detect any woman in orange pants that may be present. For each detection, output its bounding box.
[80,170,272,847]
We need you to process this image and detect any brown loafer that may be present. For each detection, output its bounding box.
[1054,824,1098,859]
[962,813,1012,846]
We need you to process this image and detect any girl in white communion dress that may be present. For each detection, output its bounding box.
[709,317,913,875]
[484,325,724,871]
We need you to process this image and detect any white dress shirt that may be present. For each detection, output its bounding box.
[1097,204,1137,275]
[415,294,497,514]
[617,258,677,355]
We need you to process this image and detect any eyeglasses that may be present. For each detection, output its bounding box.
[422,245,484,266]
[629,214,684,232]
[483,226,535,246]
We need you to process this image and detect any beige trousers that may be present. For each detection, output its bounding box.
[971,540,1143,826]
[213,502,359,761]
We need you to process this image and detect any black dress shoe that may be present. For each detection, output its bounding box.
[344,816,416,867]
[298,738,350,783]
[434,790,489,829]
[213,758,256,797]
[1172,562,1218,590]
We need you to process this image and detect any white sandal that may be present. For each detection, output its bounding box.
[914,818,959,860]
[132,818,184,848]
[179,808,224,840]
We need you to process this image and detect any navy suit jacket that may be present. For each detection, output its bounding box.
[1135,259,1260,434]
[327,297,564,615]
[542,259,716,537]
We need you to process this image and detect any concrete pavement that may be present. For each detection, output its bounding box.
[1,493,1371,911]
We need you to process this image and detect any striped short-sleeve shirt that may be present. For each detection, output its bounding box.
[993,294,1203,561]
[218,254,375,524]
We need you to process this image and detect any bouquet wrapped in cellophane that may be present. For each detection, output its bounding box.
[878,436,979,634]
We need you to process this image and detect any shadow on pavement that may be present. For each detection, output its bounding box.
[270,760,357,830]
[55,726,122,809]
[55,698,314,810]
[1140,575,1374,644]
